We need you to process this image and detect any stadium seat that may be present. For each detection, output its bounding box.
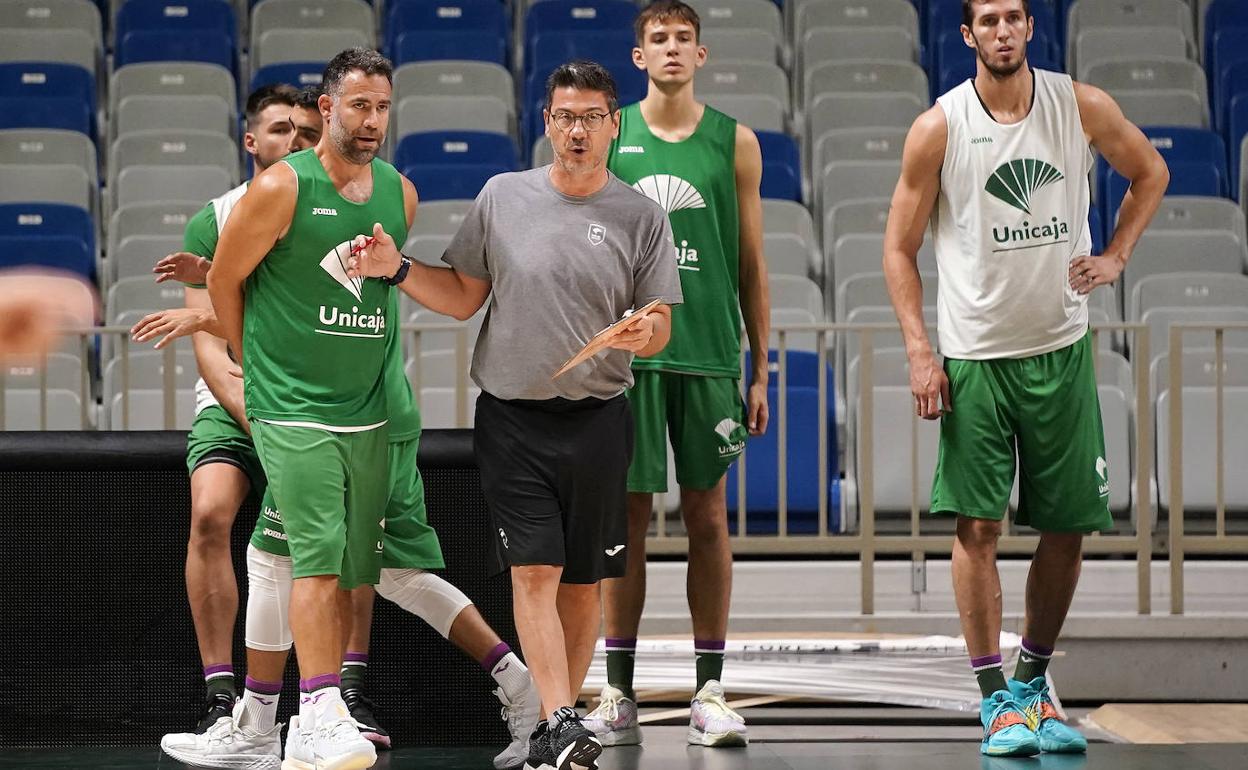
[405,349,474,390]
[755,131,800,201]
[802,60,929,114]
[1148,196,1246,243]
[811,128,907,192]
[394,62,514,115]
[770,307,821,352]
[251,0,374,57]
[702,94,785,132]
[523,0,639,67]
[406,306,484,355]
[1099,127,1225,205]
[250,62,325,90]
[1071,27,1189,82]
[800,28,919,91]
[0,29,97,78]
[113,94,237,143]
[764,234,817,278]
[697,61,789,111]
[107,201,201,266]
[108,130,239,195]
[114,0,236,71]
[405,199,473,240]
[0,63,95,139]
[687,0,783,48]
[396,96,510,138]
[825,198,891,249]
[1124,230,1247,302]
[1,390,86,430]
[110,62,236,124]
[817,160,904,233]
[106,389,196,430]
[794,0,919,57]
[108,234,182,284]
[1142,306,1248,365]
[2,353,85,394]
[418,386,481,428]
[1103,162,1224,228]
[113,165,232,210]
[836,271,937,324]
[827,234,935,300]
[1083,58,1208,115]
[396,130,518,202]
[0,165,95,221]
[699,28,777,63]
[0,129,97,184]
[388,0,508,66]
[404,233,453,268]
[1130,271,1248,322]
[769,274,824,318]
[1,0,103,60]
[252,28,370,72]
[1149,345,1248,407]
[0,202,94,279]
[850,380,939,514]
[1157,386,1248,511]
[1107,88,1208,129]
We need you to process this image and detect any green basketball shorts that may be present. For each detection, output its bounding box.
[186,404,266,496]
[930,331,1113,533]
[251,435,446,572]
[251,421,389,588]
[626,370,747,493]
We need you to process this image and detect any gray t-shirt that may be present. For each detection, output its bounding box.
[442,166,683,401]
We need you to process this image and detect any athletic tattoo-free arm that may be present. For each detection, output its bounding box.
[206,164,297,364]
[1069,82,1169,294]
[883,105,949,420]
[735,124,771,436]
[185,288,247,430]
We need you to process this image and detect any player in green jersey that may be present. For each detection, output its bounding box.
[586,0,770,748]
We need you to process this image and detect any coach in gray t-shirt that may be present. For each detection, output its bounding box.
[345,60,681,764]
[442,165,681,400]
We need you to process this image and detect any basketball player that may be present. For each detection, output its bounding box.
[586,0,769,748]
[883,0,1167,757]
[348,60,682,770]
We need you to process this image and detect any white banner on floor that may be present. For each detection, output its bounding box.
[584,633,1066,713]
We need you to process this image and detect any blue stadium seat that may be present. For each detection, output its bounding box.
[114,0,236,72]
[0,202,94,279]
[725,384,839,534]
[1210,30,1248,133]
[523,0,639,69]
[395,130,518,170]
[1216,60,1248,135]
[387,0,509,66]
[1098,127,1227,219]
[250,62,325,91]
[0,63,95,139]
[756,131,801,201]
[1205,0,1248,78]
[1104,161,1224,226]
[745,349,831,389]
[1088,205,1103,256]
[1228,95,1248,200]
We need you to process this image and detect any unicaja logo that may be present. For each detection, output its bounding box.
[985,159,1063,215]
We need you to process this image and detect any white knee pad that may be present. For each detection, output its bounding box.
[245,544,294,651]
[376,568,473,639]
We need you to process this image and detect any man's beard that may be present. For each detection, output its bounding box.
[976,39,1027,79]
[330,116,378,165]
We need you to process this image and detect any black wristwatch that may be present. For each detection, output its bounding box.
[384,256,413,286]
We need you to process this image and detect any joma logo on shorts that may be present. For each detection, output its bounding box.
[263,527,287,541]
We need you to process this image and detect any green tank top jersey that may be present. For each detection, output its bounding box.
[608,103,740,377]
[243,148,410,429]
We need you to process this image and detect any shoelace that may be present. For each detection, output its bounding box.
[202,716,241,747]
[697,692,744,722]
[1018,686,1057,728]
[499,697,529,736]
[985,698,1028,735]
[324,717,366,743]
[588,693,624,722]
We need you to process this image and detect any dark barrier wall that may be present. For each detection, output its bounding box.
[0,430,516,749]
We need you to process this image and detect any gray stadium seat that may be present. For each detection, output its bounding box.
[2,0,102,57]
[842,305,935,373]
[418,386,480,429]
[702,94,786,132]
[770,307,820,352]
[1157,387,1248,511]
[825,197,891,246]
[764,234,818,279]
[1144,196,1246,243]
[108,130,239,194]
[109,234,182,284]
[0,165,94,218]
[106,276,186,324]
[405,306,484,355]
[769,273,824,318]
[253,28,371,71]
[806,95,923,175]
[1123,230,1246,301]
[249,0,375,56]
[0,29,96,76]
[1130,272,1248,323]
[0,129,97,180]
[1,390,86,430]
[102,349,197,400]
[1107,88,1207,129]
[107,201,203,264]
[827,233,934,297]
[853,383,940,513]
[1082,58,1207,111]
[836,270,936,323]
[109,63,236,126]
[402,233,452,267]
[113,165,232,209]
[1071,28,1189,80]
[800,27,918,85]
[407,199,473,238]
[531,136,553,168]
[1067,0,1194,56]
[818,160,903,231]
[107,389,196,430]
[1141,306,1248,364]
[697,61,790,112]
[801,60,929,113]
[792,0,919,55]
[2,353,85,393]
[1149,346,1248,401]
[700,28,778,64]
[811,127,907,187]
[394,61,514,113]
[688,0,782,45]
[396,96,510,137]
[113,95,236,143]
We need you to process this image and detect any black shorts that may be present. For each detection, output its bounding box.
[474,391,632,584]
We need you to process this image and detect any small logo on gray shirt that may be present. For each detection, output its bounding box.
[588,223,606,245]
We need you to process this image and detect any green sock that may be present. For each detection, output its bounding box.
[341,651,368,690]
[605,638,636,700]
[694,640,725,691]
[1014,639,1053,684]
[972,654,1008,697]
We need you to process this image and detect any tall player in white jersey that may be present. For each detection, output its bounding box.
[884,0,1167,758]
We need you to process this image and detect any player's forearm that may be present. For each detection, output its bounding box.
[635,308,672,358]
[206,274,245,362]
[738,256,770,386]
[193,332,246,425]
[884,248,934,362]
[398,262,486,321]
[1104,156,1169,262]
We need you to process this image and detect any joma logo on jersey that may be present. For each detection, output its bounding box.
[617,145,645,153]
[677,239,700,271]
[312,207,338,216]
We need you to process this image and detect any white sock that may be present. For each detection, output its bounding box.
[491,652,532,702]
[238,689,280,731]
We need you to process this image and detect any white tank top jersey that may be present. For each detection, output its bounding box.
[931,68,1094,360]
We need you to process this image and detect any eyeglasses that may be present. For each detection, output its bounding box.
[550,111,613,132]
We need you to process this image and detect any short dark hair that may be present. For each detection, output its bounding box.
[321,47,393,97]
[544,60,619,114]
[295,85,323,110]
[962,0,1030,27]
[244,83,299,129]
[634,0,701,45]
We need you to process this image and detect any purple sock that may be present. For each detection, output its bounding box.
[481,641,511,672]
[300,673,341,693]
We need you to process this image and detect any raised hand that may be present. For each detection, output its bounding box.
[131,307,214,349]
[154,251,212,285]
[347,222,402,280]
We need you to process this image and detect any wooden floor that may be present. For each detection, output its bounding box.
[1087,703,1248,744]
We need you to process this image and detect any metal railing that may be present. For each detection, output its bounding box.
[3,321,1247,617]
